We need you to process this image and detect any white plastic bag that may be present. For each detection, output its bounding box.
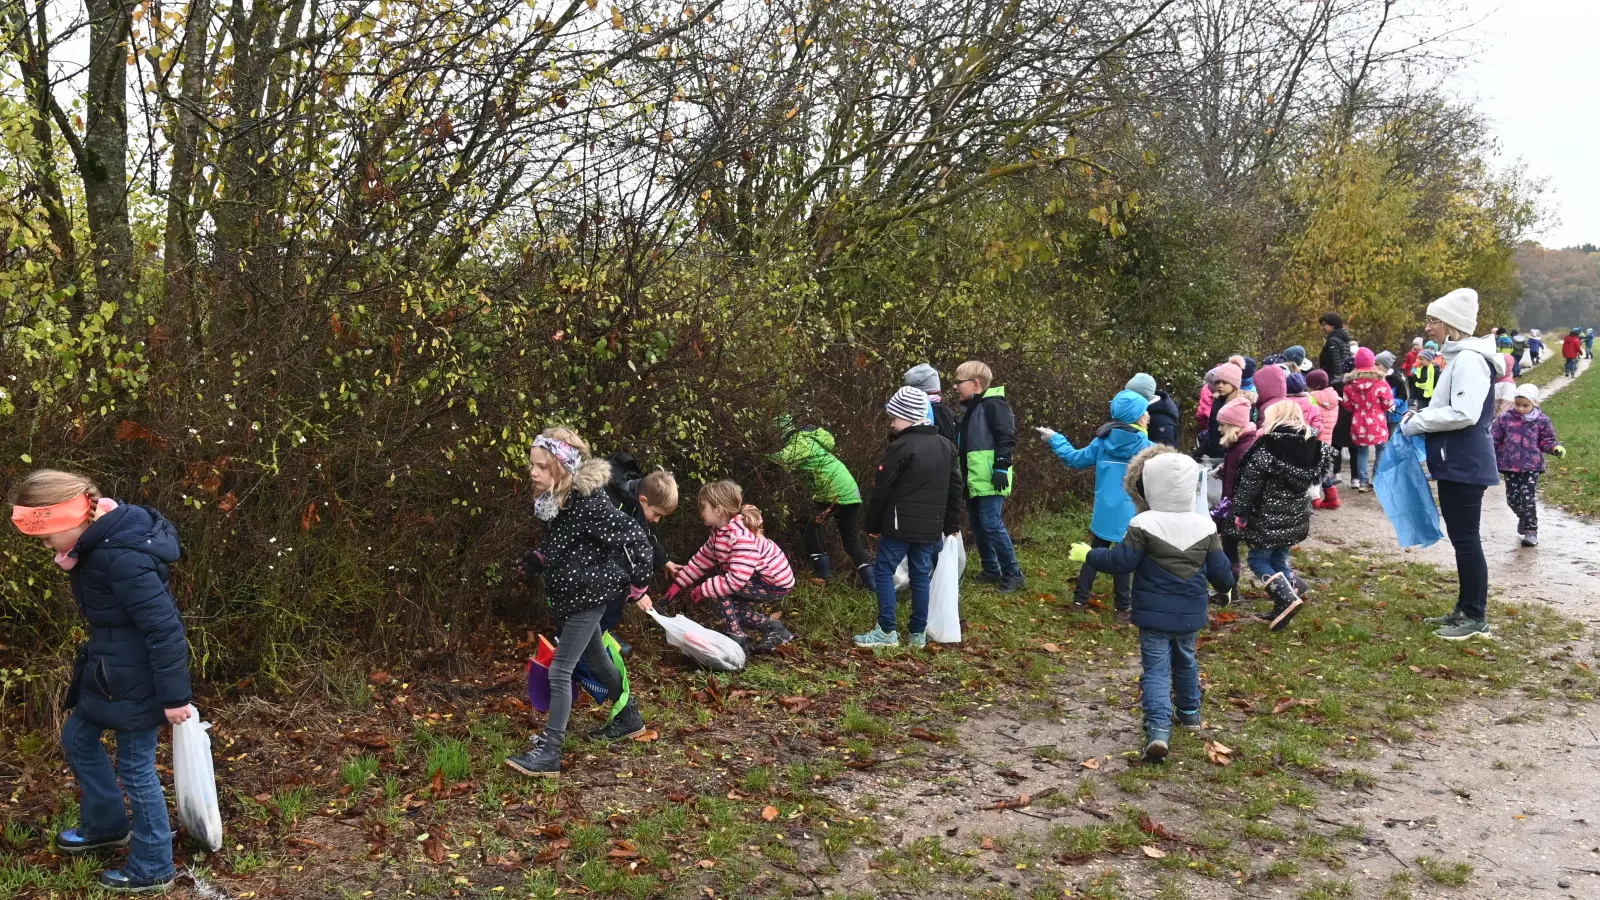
[926,533,966,643]
[172,705,223,851]
[648,610,747,671]
[1194,469,1211,515]
[893,559,910,593]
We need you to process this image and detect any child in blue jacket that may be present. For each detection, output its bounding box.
[1070,447,1235,763]
[1036,390,1153,618]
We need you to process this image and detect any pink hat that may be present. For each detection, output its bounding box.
[1217,399,1253,429]
[1354,347,1375,369]
[1212,362,1243,390]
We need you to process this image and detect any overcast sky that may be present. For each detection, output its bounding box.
[1452,0,1600,249]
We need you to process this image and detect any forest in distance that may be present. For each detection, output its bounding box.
[0,0,1557,712]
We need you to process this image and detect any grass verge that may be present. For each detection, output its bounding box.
[1540,359,1600,514]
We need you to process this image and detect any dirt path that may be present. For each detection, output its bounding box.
[825,359,1600,899]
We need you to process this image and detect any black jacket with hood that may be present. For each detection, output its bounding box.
[1319,327,1355,385]
[525,458,655,619]
[1147,390,1181,446]
[602,451,670,571]
[864,424,964,543]
[65,503,193,732]
[1232,425,1335,548]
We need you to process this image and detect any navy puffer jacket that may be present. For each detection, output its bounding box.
[65,504,192,731]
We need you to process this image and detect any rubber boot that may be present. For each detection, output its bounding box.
[1264,573,1304,632]
[856,563,875,590]
[809,553,832,581]
[1313,486,1341,510]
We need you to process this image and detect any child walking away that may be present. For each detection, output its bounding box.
[9,470,191,893]
[1038,390,1154,620]
[855,387,965,648]
[1231,402,1333,631]
[602,454,679,645]
[1069,448,1235,763]
[905,363,960,443]
[508,430,653,777]
[1564,328,1583,377]
[1528,330,1544,366]
[1341,348,1393,492]
[769,417,873,587]
[954,360,1025,591]
[1214,401,1259,603]
[1127,373,1181,446]
[1492,385,1566,547]
[663,481,797,652]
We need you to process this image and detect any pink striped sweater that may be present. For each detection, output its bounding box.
[674,518,796,602]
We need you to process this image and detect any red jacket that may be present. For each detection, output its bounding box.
[1564,334,1583,359]
[1341,369,1394,447]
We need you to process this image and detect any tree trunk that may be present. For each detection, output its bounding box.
[162,0,215,344]
[83,0,137,306]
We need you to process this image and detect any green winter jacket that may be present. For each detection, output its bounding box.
[958,386,1017,498]
[769,427,862,505]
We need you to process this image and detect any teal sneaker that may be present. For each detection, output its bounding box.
[854,627,899,648]
[908,633,927,649]
[1422,610,1465,627]
[1142,731,1170,764]
[1176,709,1202,731]
[1434,619,1491,641]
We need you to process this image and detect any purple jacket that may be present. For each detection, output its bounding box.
[1491,409,1560,474]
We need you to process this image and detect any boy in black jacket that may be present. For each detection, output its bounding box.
[601,452,678,646]
[1071,446,1234,764]
[855,386,965,650]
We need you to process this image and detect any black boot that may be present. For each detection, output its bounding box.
[856,563,876,590]
[810,553,833,581]
[1264,573,1303,632]
[505,731,565,777]
[587,702,647,742]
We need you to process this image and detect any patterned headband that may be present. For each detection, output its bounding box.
[532,435,582,474]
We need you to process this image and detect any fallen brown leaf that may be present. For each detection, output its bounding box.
[908,727,940,742]
[633,729,660,742]
[1139,814,1178,841]
[1040,642,1063,653]
[982,794,1031,811]
[1080,757,1101,770]
[979,836,997,851]
[422,834,446,864]
[1141,845,1167,859]
[757,804,780,822]
[1205,740,1233,766]
[696,858,716,869]
[778,696,813,713]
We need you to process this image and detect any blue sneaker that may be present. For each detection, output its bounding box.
[1176,709,1202,731]
[853,627,899,648]
[97,869,175,894]
[54,828,130,855]
[1143,730,1170,764]
[908,633,927,649]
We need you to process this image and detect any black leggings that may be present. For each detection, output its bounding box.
[1503,472,1540,535]
[800,502,871,575]
[1437,480,1489,620]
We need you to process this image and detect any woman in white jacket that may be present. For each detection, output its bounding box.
[1400,288,1504,641]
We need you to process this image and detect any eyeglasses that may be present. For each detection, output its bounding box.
[953,378,978,386]
[1424,316,1443,326]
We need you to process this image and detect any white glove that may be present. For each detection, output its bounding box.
[1036,427,1058,442]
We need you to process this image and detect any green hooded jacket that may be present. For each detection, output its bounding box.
[769,427,862,505]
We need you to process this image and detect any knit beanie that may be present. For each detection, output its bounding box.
[1242,357,1258,381]
[1418,348,1437,364]
[886,386,932,424]
[1212,363,1243,390]
[1514,384,1541,404]
[1426,287,1479,335]
[1262,353,1287,367]
[1412,337,1424,348]
[1306,369,1329,391]
[1285,372,1307,394]
[1284,346,1306,365]
[1110,390,1151,425]
[1424,340,1439,351]
[1354,347,1375,369]
[1125,373,1158,402]
[903,363,942,395]
[1374,351,1395,370]
[1217,400,1253,429]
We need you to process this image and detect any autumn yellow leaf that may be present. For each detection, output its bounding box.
[611,6,625,28]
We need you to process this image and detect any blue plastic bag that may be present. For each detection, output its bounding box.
[1373,432,1442,549]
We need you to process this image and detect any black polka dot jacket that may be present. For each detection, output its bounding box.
[522,458,654,619]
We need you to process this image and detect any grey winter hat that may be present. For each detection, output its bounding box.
[1125,373,1158,401]
[1374,351,1396,370]
[886,386,932,424]
[903,363,942,395]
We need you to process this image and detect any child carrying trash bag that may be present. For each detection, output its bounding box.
[507,429,654,778]
[1070,447,1235,764]
[10,470,193,893]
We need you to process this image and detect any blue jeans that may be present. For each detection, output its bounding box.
[1139,628,1200,735]
[1247,545,1293,582]
[61,712,174,881]
[872,537,936,634]
[966,496,1020,578]
[1350,444,1370,484]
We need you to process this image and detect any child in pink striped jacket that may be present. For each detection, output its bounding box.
[659,480,797,653]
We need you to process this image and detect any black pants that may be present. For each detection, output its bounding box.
[1502,472,1540,535]
[801,502,872,578]
[1437,480,1489,621]
[1075,535,1132,610]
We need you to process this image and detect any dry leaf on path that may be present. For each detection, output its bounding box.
[633,729,660,742]
[982,794,1031,811]
[979,836,997,851]
[761,805,779,822]
[778,696,812,713]
[1041,642,1063,653]
[1141,845,1167,859]
[422,834,446,864]
[1205,740,1233,766]
[1080,757,1101,770]
[908,727,940,742]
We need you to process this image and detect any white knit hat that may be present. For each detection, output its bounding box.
[1514,384,1541,404]
[886,386,932,424]
[1426,287,1479,335]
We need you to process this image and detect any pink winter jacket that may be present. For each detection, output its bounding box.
[1309,388,1339,444]
[1196,384,1214,425]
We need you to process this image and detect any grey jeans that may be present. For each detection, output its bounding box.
[547,605,624,740]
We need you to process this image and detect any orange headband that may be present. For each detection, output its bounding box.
[11,495,93,536]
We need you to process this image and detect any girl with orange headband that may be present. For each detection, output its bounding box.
[10,469,192,894]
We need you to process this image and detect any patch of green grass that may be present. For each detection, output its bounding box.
[341,754,380,790]
[1540,361,1600,514]
[739,765,774,794]
[423,736,472,782]
[839,702,890,739]
[1264,858,1300,878]
[267,785,314,826]
[1243,820,1287,841]
[1298,878,1354,899]
[1415,855,1473,885]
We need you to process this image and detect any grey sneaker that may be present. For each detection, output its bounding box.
[997,574,1027,593]
[1422,610,1466,627]
[1521,532,1539,547]
[1434,619,1491,641]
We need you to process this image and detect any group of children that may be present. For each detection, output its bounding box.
[9,334,1579,884]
